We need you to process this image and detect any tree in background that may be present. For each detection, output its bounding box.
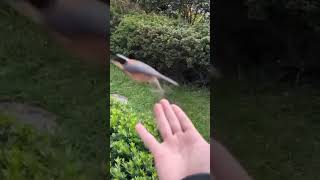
[132,0,210,24]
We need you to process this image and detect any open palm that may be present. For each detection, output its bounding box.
[136,99,210,180]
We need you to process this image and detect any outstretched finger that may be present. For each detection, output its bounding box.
[172,104,196,132]
[154,103,173,140]
[160,99,182,134]
[135,123,160,153]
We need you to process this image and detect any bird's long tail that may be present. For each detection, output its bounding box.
[157,74,179,86]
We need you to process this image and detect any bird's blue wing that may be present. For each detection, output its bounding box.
[124,62,161,76]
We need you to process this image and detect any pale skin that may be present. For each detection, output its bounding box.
[135,99,210,180]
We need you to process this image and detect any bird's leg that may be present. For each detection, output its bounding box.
[153,78,164,92]
[149,78,165,96]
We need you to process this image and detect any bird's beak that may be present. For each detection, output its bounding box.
[116,54,131,61]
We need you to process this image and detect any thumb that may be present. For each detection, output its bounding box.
[135,122,160,154]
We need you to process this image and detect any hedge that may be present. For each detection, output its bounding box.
[110,0,145,33]
[110,97,160,179]
[111,13,210,85]
[0,114,88,180]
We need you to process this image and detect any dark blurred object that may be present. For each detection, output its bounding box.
[4,0,109,65]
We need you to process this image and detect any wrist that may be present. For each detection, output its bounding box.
[182,173,211,180]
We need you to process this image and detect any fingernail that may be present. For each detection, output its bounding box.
[160,99,168,104]
[136,122,142,128]
[154,103,160,108]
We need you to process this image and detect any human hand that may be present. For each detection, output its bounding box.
[136,99,210,180]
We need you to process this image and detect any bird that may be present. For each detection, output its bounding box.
[3,0,109,65]
[111,54,179,95]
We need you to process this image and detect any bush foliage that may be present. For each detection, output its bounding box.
[110,0,145,33]
[111,13,210,85]
[0,114,88,180]
[110,97,160,179]
[134,0,210,24]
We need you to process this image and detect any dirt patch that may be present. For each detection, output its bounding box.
[0,100,57,134]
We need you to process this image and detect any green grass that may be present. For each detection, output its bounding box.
[214,81,320,180]
[0,4,107,179]
[110,64,210,141]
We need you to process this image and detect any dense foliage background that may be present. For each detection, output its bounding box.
[111,0,210,86]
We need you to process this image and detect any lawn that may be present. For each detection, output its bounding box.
[0,4,107,179]
[110,64,210,141]
[214,81,320,180]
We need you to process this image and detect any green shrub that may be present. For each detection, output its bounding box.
[110,0,145,33]
[0,114,88,180]
[111,14,210,85]
[110,97,160,179]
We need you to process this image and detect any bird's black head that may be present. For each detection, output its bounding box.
[113,57,127,65]
[114,54,130,65]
